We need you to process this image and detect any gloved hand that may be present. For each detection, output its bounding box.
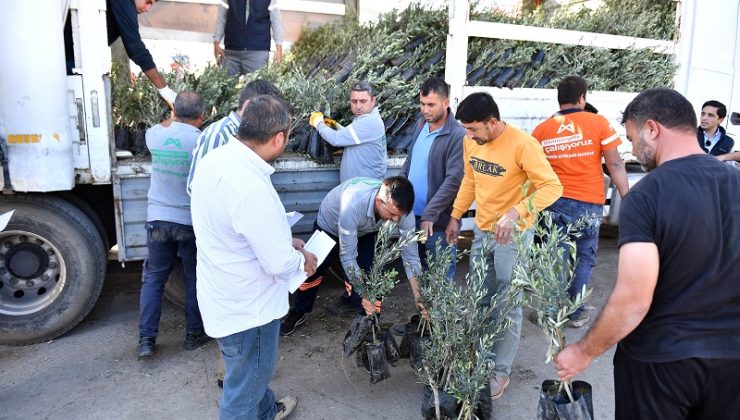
[309,112,324,128]
[158,86,177,109]
[323,118,338,129]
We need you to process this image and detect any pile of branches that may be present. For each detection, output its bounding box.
[111,64,239,155]
[111,0,676,158]
[342,221,423,384]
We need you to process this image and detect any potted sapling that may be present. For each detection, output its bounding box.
[416,239,515,419]
[342,220,423,384]
[512,208,594,420]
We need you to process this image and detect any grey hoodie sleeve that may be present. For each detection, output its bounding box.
[269,0,283,45]
[316,109,385,148]
[213,3,227,42]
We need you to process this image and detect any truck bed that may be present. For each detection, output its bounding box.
[112,153,405,262]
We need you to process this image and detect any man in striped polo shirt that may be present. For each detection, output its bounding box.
[186,79,283,195]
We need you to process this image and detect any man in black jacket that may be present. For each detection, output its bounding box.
[65,0,176,106]
[697,100,735,156]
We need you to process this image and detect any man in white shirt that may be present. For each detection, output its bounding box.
[191,95,317,420]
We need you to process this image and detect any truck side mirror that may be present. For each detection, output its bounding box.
[730,112,740,125]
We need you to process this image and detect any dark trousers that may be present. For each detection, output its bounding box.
[292,222,376,314]
[138,220,203,337]
[613,345,740,420]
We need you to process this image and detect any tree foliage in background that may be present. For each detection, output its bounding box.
[112,63,240,129]
[112,0,677,154]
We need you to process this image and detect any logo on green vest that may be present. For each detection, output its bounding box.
[347,177,382,187]
[164,137,182,149]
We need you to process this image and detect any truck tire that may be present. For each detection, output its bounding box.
[0,194,107,345]
[54,191,110,252]
[163,260,186,309]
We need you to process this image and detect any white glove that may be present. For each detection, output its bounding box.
[158,86,177,108]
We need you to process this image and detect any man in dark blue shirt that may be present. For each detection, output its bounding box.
[65,0,176,106]
[106,0,176,106]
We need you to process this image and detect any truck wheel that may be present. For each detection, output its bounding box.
[163,260,186,309]
[0,195,106,345]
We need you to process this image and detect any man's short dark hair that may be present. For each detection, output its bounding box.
[557,76,588,105]
[702,100,728,119]
[381,176,414,214]
[350,81,375,97]
[420,77,449,99]
[174,91,205,120]
[455,92,500,123]
[237,95,292,144]
[238,79,284,109]
[621,88,697,132]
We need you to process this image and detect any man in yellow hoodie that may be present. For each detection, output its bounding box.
[445,92,562,400]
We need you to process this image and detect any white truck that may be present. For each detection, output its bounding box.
[444,0,740,222]
[0,0,737,346]
[0,0,402,346]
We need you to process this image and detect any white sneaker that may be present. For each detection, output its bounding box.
[275,395,297,420]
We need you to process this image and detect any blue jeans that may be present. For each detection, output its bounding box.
[545,198,602,317]
[471,225,533,377]
[416,217,457,280]
[217,319,280,420]
[139,220,203,337]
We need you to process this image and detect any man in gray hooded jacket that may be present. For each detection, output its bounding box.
[400,77,465,279]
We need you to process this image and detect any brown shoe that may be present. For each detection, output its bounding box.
[490,375,510,400]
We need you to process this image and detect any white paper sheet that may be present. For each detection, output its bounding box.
[304,230,336,269]
[287,229,335,294]
[286,211,303,227]
[0,210,14,232]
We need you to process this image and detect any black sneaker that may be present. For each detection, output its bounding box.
[184,330,212,350]
[326,299,362,317]
[280,311,307,336]
[138,336,156,358]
